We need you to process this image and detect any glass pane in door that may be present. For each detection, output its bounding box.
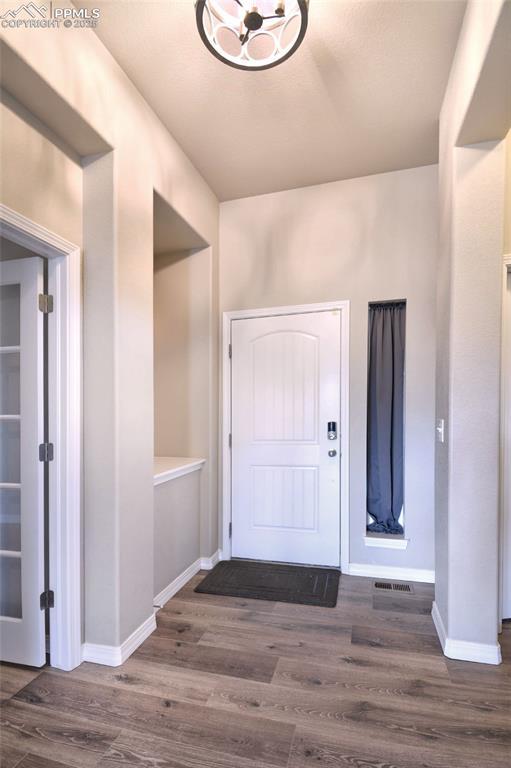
[0,421,20,484]
[0,284,21,346]
[0,488,21,551]
[0,352,20,414]
[0,556,22,618]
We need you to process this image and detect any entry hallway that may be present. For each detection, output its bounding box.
[1,573,510,768]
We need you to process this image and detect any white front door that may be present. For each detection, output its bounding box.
[0,257,46,666]
[231,310,341,566]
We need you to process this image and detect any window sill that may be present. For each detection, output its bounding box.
[363,535,409,550]
[154,456,205,486]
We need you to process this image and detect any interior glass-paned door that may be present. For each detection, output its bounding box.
[0,257,45,666]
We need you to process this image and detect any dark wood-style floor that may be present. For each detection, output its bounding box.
[1,572,510,768]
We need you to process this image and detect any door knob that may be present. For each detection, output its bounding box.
[328,449,337,457]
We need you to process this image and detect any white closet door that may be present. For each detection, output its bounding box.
[0,257,45,666]
[231,310,341,567]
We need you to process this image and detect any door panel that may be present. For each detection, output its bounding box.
[231,310,341,567]
[252,331,318,442]
[0,257,45,666]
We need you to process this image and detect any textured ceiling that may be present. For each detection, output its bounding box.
[84,0,466,201]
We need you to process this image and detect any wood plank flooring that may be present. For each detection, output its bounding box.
[1,572,510,768]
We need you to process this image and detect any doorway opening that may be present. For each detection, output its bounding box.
[0,206,81,671]
[0,245,45,665]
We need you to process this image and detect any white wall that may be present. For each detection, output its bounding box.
[154,247,214,562]
[434,0,509,661]
[1,11,219,651]
[220,165,438,575]
[505,130,511,255]
[154,473,201,599]
[0,99,82,246]
[154,249,211,459]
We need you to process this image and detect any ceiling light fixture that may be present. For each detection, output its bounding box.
[195,0,309,71]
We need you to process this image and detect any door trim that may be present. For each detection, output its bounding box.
[221,301,350,571]
[500,254,511,624]
[0,204,82,670]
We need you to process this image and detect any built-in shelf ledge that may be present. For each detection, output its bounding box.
[364,535,409,550]
[154,456,206,486]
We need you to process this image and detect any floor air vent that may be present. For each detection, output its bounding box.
[374,581,413,593]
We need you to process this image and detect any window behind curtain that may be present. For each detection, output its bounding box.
[366,300,406,535]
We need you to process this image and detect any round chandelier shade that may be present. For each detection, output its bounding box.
[195,0,309,71]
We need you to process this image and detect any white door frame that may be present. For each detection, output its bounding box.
[0,204,82,670]
[500,254,511,624]
[221,301,350,571]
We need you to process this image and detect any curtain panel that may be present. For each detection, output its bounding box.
[366,301,406,534]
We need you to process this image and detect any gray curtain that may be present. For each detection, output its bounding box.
[366,302,406,534]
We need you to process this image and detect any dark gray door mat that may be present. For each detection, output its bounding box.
[195,559,340,607]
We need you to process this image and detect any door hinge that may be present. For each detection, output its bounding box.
[229,522,232,539]
[228,433,232,448]
[39,443,54,462]
[40,590,54,610]
[38,294,54,314]
[228,343,232,359]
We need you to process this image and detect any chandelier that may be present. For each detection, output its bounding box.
[195,1,309,71]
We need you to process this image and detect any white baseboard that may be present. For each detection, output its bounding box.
[153,557,202,608]
[153,549,222,609]
[431,600,447,648]
[82,612,156,667]
[200,549,222,570]
[345,562,435,584]
[431,601,502,666]
[82,551,223,668]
